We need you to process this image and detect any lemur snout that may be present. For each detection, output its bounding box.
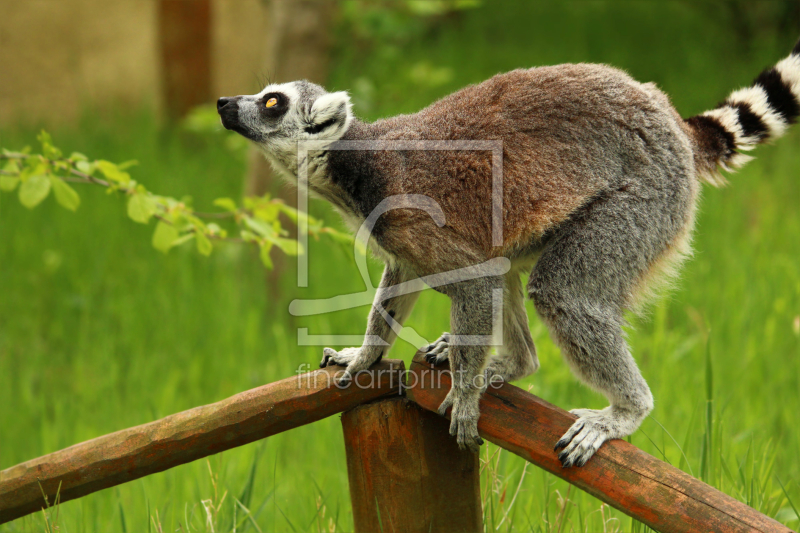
[217,96,242,132]
[216,97,236,112]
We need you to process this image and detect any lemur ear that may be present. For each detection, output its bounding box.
[304,91,353,138]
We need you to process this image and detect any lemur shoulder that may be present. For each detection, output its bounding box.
[218,39,800,467]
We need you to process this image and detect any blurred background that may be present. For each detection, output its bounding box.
[1,1,799,531]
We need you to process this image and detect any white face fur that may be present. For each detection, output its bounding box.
[217,81,353,172]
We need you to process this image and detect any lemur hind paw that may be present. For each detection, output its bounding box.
[438,387,484,452]
[422,332,450,366]
[555,407,640,468]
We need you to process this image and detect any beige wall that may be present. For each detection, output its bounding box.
[213,0,269,98]
[0,0,268,127]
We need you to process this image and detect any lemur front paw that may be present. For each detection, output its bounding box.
[554,407,641,468]
[437,387,484,452]
[422,332,450,366]
[320,347,381,385]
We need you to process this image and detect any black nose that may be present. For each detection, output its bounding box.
[217,97,234,112]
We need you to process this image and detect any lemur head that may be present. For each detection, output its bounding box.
[217,80,353,168]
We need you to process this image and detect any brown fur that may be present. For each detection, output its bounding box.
[357,64,689,274]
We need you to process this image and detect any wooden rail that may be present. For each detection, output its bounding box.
[405,353,794,533]
[0,359,405,523]
[0,354,794,532]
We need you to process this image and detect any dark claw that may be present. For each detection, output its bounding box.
[575,455,589,467]
[554,438,569,451]
[421,344,433,353]
[476,436,484,446]
[320,355,330,368]
[559,453,574,468]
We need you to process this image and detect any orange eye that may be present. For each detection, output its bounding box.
[266,98,278,108]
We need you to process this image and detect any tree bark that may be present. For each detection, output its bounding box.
[158,0,212,119]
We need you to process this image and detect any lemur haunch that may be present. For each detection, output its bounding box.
[218,39,800,467]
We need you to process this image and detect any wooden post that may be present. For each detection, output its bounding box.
[0,360,405,524]
[405,352,792,533]
[342,397,482,533]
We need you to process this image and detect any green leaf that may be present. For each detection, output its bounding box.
[240,230,259,243]
[213,197,238,212]
[19,161,46,182]
[171,233,195,247]
[49,176,80,211]
[37,130,52,147]
[37,130,62,159]
[322,228,355,245]
[259,243,274,269]
[96,160,131,184]
[0,175,19,192]
[244,217,274,238]
[68,152,88,162]
[278,204,319,227]
[254,202,281,222]
[76,161,95,175]
[117,160,139,171]
[266,235,302,256]
[195,231,213,256]
[127,193,157,224]
[152,221,180,253]
[3,159,20,174]
[18,174,51,208]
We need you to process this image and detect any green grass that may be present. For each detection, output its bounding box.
[2,2,799,531]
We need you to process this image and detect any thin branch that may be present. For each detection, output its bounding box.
[1,153,237,221]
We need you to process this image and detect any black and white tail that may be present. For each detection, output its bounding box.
[687,38,800,185]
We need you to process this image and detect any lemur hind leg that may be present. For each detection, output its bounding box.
[435,276,502,451]
[529,183,693,467]
[484,269,539,383]
[321,265,420,381]
[424,270,538,384]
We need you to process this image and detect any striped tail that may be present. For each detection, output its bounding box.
[686,38,800,185]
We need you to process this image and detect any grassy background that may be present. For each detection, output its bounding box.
[2,2,799,531]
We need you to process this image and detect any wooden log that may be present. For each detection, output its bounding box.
[342,397,482,533]
[405,353,793,533]
[0,359,405,524]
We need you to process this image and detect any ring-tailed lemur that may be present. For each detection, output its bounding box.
[218,38,800,467]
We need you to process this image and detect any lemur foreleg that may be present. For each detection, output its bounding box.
[321,264,420,381]
[434,276,502,451]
